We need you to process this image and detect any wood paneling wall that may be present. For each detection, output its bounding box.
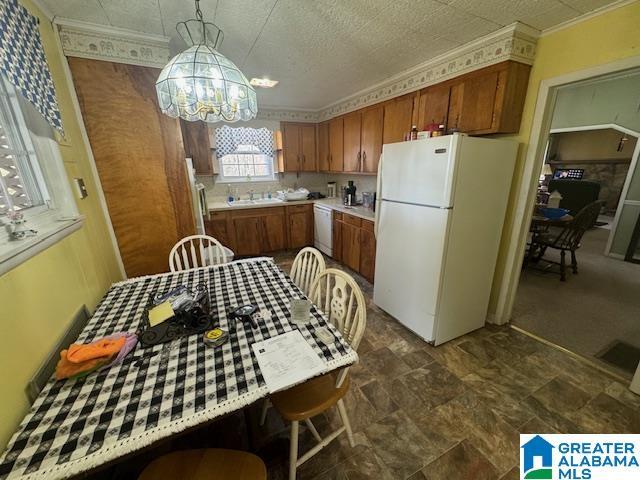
[69,58,195,277]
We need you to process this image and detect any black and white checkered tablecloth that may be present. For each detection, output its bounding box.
[0,258,357,480]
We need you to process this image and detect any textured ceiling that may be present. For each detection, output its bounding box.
[42,0,621,109]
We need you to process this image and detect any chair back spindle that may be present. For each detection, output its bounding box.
[290,247,326,296]
[169,235,229,272]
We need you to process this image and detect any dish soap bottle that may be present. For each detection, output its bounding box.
[227,184,234,202]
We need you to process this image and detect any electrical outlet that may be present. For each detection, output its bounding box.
[74,178,88,199]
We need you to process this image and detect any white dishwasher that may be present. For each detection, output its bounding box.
[314,204,332,256]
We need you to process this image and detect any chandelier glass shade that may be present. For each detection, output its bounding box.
[155,3,257,123]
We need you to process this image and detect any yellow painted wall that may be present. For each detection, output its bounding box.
[0,1,122,448]
[489,0,640,316]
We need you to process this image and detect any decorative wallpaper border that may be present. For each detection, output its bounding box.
[257,109,321,123]
[56,19,171,69]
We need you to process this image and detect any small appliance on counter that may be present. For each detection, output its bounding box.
[362,192,375,210]
[327,182,337,198]
[343,181,357,206]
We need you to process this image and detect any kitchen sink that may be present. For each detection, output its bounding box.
[227,198,283,206]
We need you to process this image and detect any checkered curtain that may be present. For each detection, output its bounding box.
[0,0,64,135]
[215,126,273,157]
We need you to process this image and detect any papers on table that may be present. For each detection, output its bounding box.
[252,330,327,393]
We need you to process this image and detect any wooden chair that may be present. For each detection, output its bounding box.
[169,235,229,272]
[138,449,266,480]
[290,247,326,296]
[528,200,604,280]
[271,268,367,480]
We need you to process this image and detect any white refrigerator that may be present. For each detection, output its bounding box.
[373,134,517,345]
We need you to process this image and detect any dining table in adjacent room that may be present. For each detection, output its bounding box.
[0,258,357,480]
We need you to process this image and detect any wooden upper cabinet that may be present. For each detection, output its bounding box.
[282,123,302,172]
[300,124,317,171]
[417,84,451,130]
[447,61,531,135]
[361,105,383,173]
[329,117,344,172]
[383,94,415,145]
[447,82,464,133]
[180,119,212,175]
[317,122,330,172]
[458,70,499,132]
[343,112,362,173]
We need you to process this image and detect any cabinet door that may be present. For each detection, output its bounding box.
[343,112,362,172]
[204,212,233,251]
[300,124,316,171]
[361,105,383,173]
[233,216,262,256]
[180,119,212,175]
[332,217,342,261]
[317,122,330,172]
[282,123,301,172]
[417,85,450,130]
[329,117,344,172]
[360,225,376,283]
[341,222,361,272]
[288,210,313,249]
[383,95,414,144]
[458,71,499,133]
[446,83,464,133]
[260,212,287,252]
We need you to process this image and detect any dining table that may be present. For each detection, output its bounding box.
[0,258,358,480]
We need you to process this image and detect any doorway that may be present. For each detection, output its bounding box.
[511,68,640,380]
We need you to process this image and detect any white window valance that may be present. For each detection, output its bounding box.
[215,126,273,157]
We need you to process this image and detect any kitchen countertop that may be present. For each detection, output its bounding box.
[207,197,375,222]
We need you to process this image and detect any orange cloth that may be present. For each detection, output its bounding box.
[55,351,113,380]
[66,337,126,364]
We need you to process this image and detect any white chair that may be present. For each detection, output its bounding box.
[270,268,367,480]
[169,235,230,272]
[290,247,326,296]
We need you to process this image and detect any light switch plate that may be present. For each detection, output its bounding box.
[74,177,88,199]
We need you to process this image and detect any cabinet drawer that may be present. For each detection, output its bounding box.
[333,211,343,221]
[286,204,312,213]
[210,211,229,220]
[231,206,285,218]
[362,219,374,232]
[344,214,361,227]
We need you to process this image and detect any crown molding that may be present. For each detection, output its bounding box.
[54,18,171,68]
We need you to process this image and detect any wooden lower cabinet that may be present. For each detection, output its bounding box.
[260,211,287,252]
[204,212,234,251]
[287,204,313,249]
[233,216,263,256]
[359,224,376,283]
[206,205,312,257]
[332,212,343,262]
[332,211,376,282]
[342,222,361,272]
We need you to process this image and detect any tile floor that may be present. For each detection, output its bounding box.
[262,252,640,480]
[99,252,640,480]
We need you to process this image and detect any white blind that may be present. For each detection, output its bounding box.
[0,120,33,213]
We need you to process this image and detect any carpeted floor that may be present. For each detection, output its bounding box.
[513,221,640,378]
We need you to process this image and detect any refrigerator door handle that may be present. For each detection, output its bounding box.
[374,153,383,238]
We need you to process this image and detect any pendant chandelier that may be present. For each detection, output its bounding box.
[155,0,257,123]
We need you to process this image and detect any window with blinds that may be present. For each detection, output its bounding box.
[0,78,45,215]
